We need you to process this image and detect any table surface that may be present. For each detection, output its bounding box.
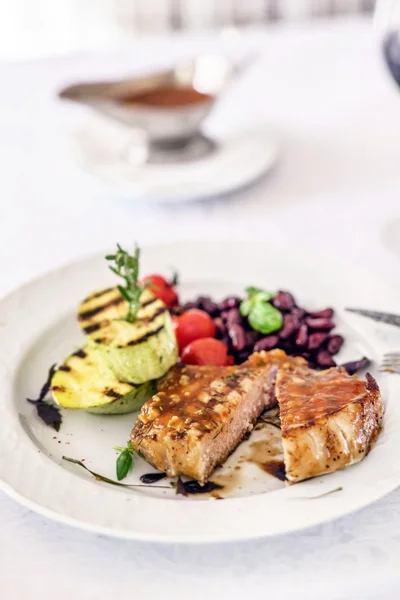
[1,16,400,600]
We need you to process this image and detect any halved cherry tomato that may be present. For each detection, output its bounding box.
[142,274,179,308]
[174,308,216,351]
[181,338,233,366]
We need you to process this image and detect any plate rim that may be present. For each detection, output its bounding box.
[1,240,400,544]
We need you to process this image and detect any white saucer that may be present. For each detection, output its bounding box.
[70,115,279,203]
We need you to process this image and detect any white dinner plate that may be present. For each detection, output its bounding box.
[70,115,279,203]
[0,241,399,544]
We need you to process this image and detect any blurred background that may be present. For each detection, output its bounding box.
[1,0,400,283]
[1,0,376,60]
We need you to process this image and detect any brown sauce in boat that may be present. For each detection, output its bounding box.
[121,86,212,108]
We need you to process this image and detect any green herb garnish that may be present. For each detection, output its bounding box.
[105,244,149,323]
[62,456,170,489]
[245,287,276,301]
[240,288,282,335]
[171,270,179,286]
[114,440,135,481]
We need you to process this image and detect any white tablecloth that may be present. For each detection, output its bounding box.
[1,17,400,600]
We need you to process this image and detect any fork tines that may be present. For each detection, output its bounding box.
[380,352,400,373]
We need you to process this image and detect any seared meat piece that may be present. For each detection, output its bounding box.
[276,364,384,483]
[131,350,303,483]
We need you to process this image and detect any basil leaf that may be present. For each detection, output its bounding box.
[239,298,252,317]
[241,289,276,317]
[248,302,283,334]
[245,286,263,297]
[252,291,276,303]
[245,286,276,298]
[116,449,133,481]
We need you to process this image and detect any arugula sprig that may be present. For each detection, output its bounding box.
[63,456,170,489]
[114,440,135,481]
[105,244,149,323]
[240,287,283,335]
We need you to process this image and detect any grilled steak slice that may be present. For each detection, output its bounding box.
[276,364,384,483]
[131,350,303,483]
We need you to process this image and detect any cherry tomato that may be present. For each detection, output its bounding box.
[174,308,216,350]
[181,338,233,366]
[142,274,179,308]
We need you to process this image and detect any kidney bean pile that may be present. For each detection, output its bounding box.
[173,291,369,373]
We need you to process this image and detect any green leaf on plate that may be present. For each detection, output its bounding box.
[239,298,252,317]
[248,301,283,335]
[116,450,133,481]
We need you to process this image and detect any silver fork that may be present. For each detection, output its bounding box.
[380,353,400,373]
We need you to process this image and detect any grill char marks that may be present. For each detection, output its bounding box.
[125,325,165,347]
[50,345,150,412]
[141,297,158,309]
[78,295,124,321]
[52,385,65,392]
[78,287,127,338]
[83,323,102,335]
[78,287,169,349]
[105,388,123,399]
[140,306,167,324]
[86,287,114,300]
[73,349,87,359]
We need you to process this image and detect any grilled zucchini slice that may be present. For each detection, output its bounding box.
[78,287,178,384]
[51,347,155,414]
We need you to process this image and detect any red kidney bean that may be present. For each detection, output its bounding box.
[278,340,292,352]
[295,324,308,347]
[196,296,209,307]
[225,308,242,326]
[305,317,335,330]
[316,350,336,368]
[228,324,246,352]
[271,291,295,311]
[200,297,219,316]
[291,307,306,321]
[245,330,259,348]
[221,333,231,348]
[254,335,279,352]
[176,290,346,371]
[213,317,225,338]
[279,314,299,340]
[218,297,241,311]
[327,335,344,355]
[341,357,370,375]
[308,308,334,319]
[307,332,329,350]
[220,310,230,323]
